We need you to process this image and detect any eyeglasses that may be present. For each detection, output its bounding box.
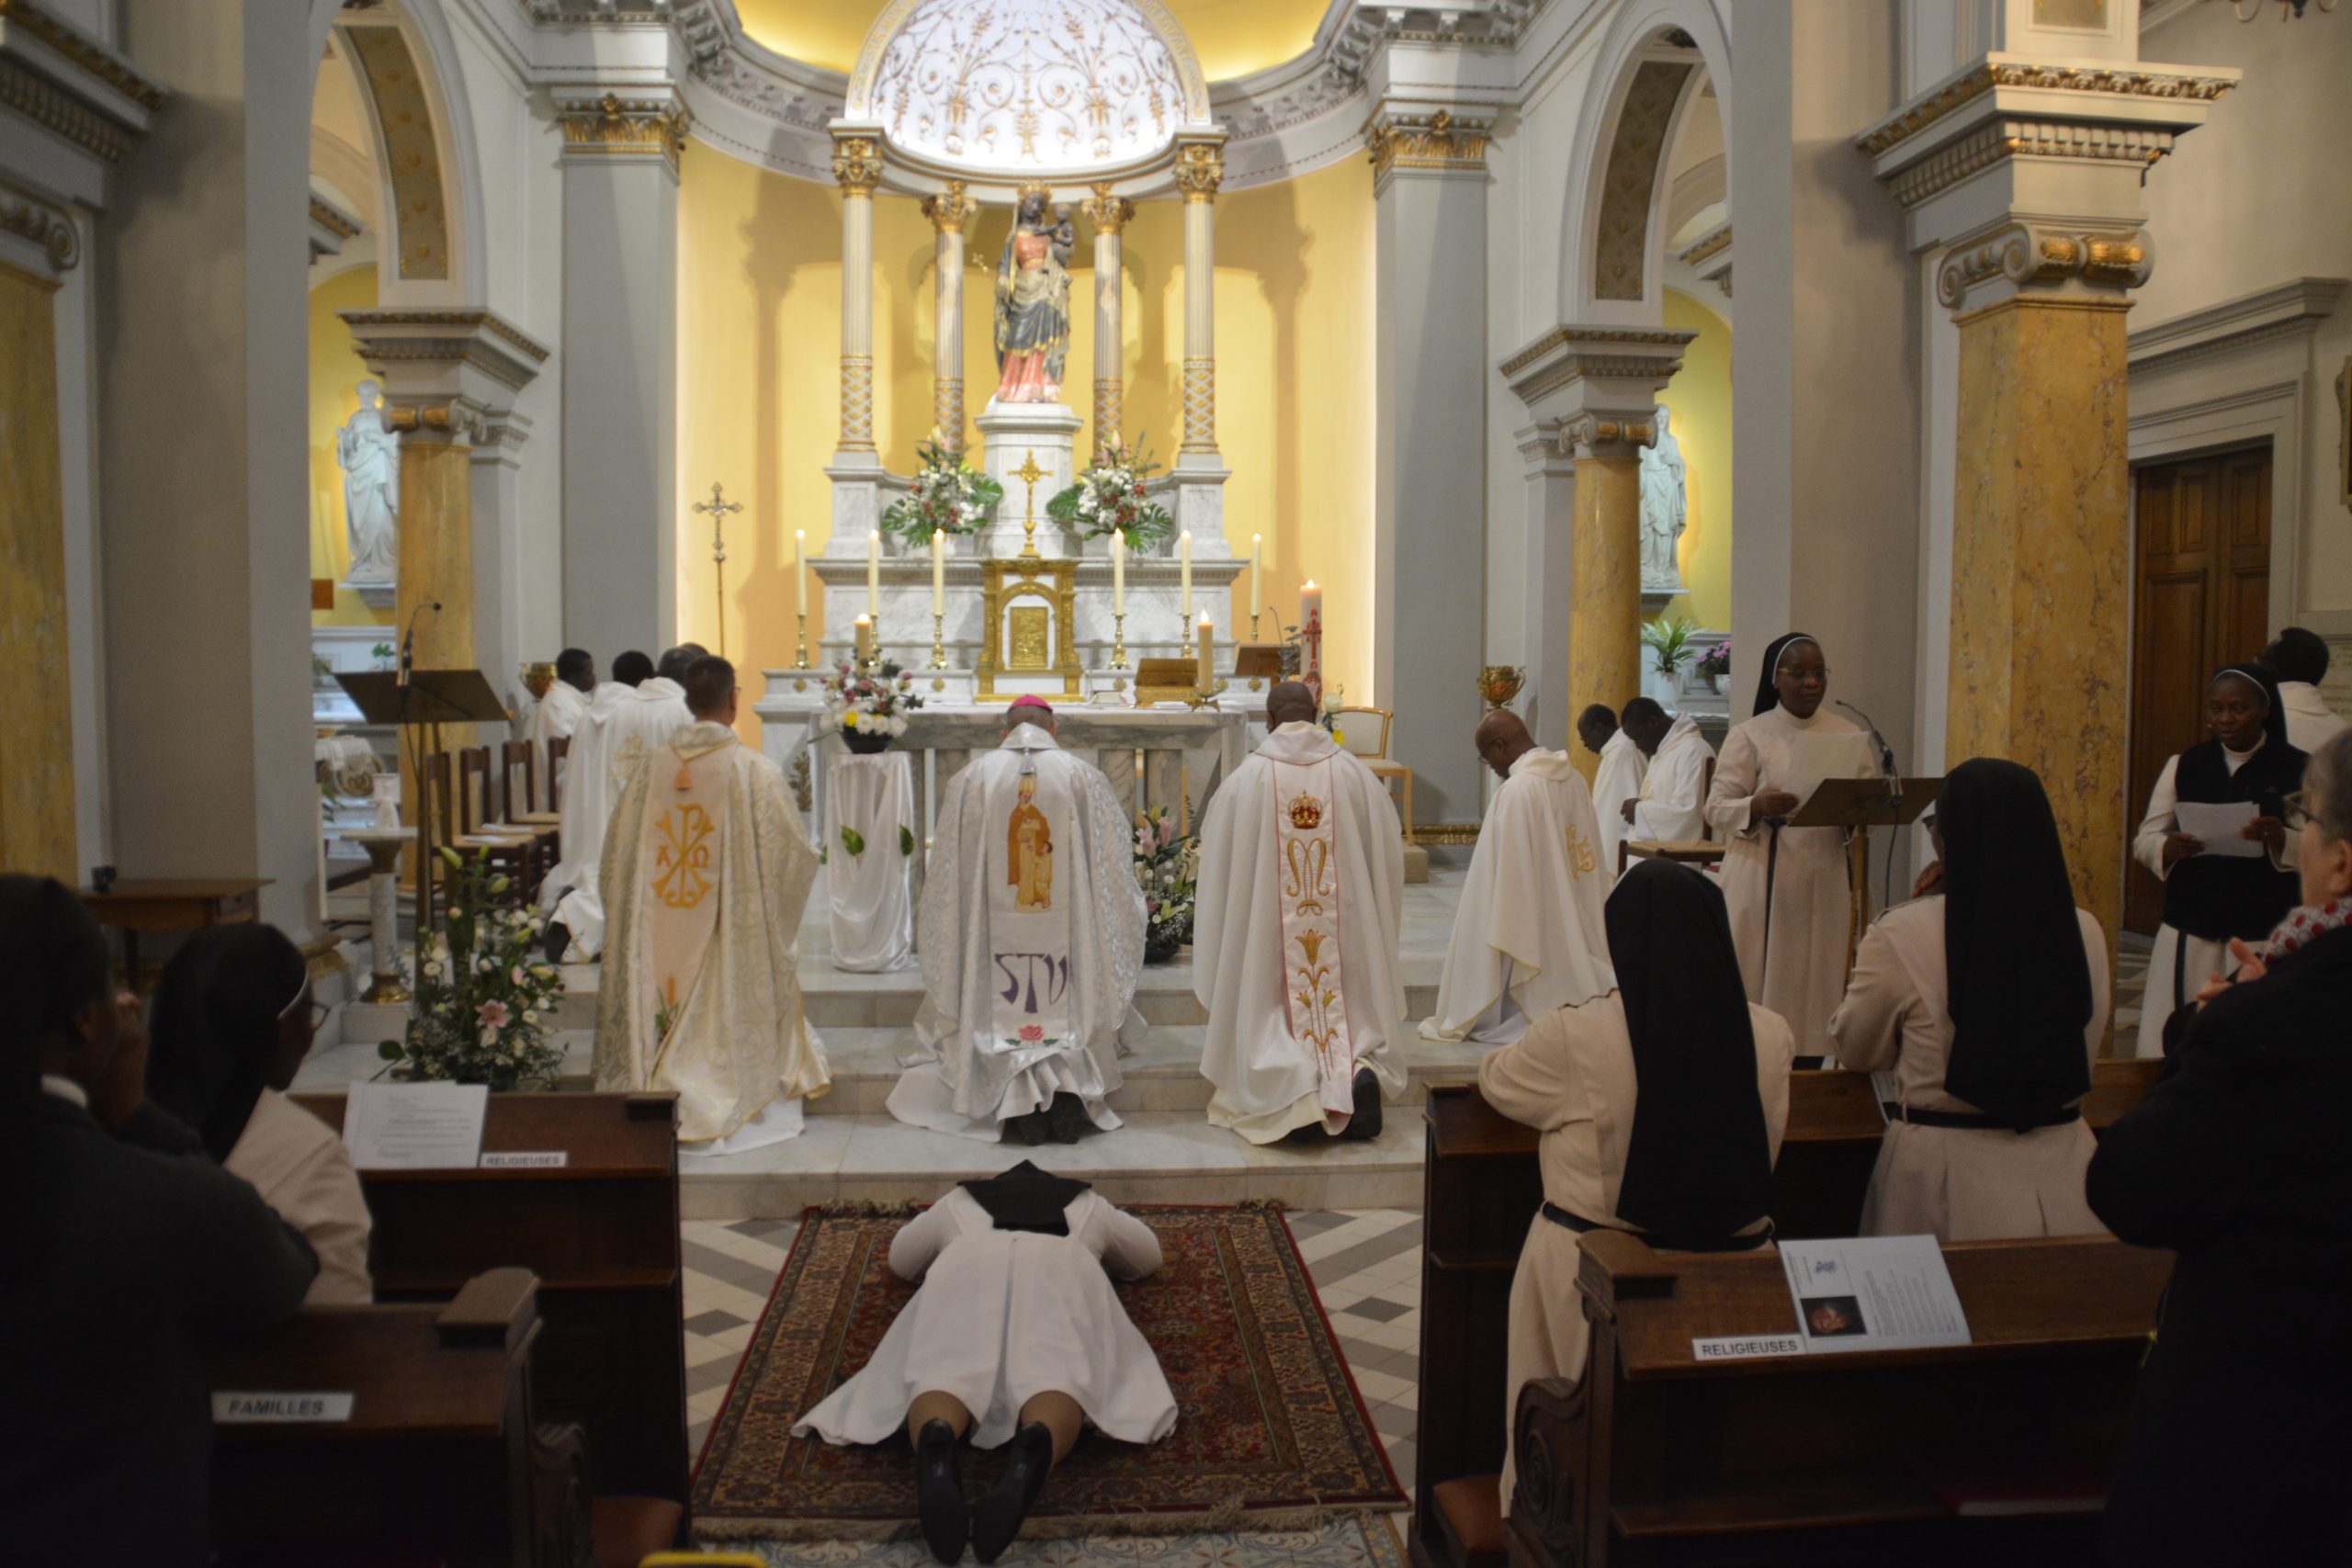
[2283,791,2312,831]
[277,986,331,1031]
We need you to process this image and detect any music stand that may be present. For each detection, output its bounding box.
[336,670,514,940]
[1767,775,1940,994]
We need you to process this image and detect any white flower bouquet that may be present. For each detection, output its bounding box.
[1046,433,1174,550]
[378,848,567,1089]
[823,658,925,751]
[881,433,1002,540]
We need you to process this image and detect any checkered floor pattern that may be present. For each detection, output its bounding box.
[2113,931,2151,1050]
[681,1210,1428,1495]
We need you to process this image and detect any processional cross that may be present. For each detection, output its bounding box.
[693,480,744,657]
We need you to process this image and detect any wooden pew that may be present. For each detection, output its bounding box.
[1409,1061,2162,1568]
[289,1091,690,1522]
[209,1268,594,1568]
[1507,1230,2171,1567]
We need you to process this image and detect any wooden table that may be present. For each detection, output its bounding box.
[79,877,270,989]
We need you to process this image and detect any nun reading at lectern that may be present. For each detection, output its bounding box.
[1704,634,1868,1058]
[792,1163,1175,1565]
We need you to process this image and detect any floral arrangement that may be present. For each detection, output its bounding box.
[880,432,1002,539]
[377,849,566,1090]
[1133,805,1201,962]
[1695,640,1732,681]
[823,658,924,740]
[1641,615,1699,677]
[1046,433,1174,550]
[1319,682,1348,749]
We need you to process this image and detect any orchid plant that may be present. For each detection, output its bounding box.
[377,848,567,1089]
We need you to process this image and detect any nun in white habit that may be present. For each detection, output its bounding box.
[793,1163,1176,1565]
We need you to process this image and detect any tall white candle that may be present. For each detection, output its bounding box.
[1195,612,1215,694]
[1300,581,1323,680]
[795,529,808,621]
[866,529,880,618]
[1179,529,1193,618]
[1112,531,1125,614]
[1250,533,1261,628]
[931,528,944,615]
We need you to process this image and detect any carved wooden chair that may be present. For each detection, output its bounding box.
[451,745,540,902]
[545,735,571,813]
[500,738,563,871]
[1337,705,1414,844]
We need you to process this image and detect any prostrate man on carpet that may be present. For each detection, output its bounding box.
[890,696,1146,1145]
[546,644,701,961]
[1422,708,1614,1045]
[1623,696,1716,846]
[1195,681,1407,1144]
[792,1164,1176,1566]
[1582,703,1647,871]
[592,655,828,1153]
[524,647,594,800]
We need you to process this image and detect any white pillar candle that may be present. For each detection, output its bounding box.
[1112,530,1125,614]
[1196,612,1215,693]
[866,528,881,619]
[1300,581,1323,681]
[854,615,872,664]
[1179,529,1193,618]
[1250,533,1261,628]
[795,529,808,621]
[931,528,944,615]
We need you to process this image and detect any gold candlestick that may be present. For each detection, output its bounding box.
[929,612,947,670]
[1250,612,1261,642]
[1112,612,1129,670]
[795,613,809,670]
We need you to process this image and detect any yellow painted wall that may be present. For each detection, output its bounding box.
[308,264,391,626]
[730,0,1331,83]
[675,141,1377,739]
[1657,287,1731,633]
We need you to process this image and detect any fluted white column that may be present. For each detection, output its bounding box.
[922,181,973,449]
[1084,185,1133,455]
[833,133,881,457]
[1173,141,1222,460]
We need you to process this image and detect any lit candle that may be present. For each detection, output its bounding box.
[794,528,808,623]
[1179,529,1193,619]
[931,528,944,615]
[1250,533,1261,630]
[1300,580,1323,680]
[1112,530,1125,615]
[866,528,880,618]
[1195,611,1215,694]
[854,615,872,664]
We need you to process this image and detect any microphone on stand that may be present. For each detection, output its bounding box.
[398,600,443,690]
[1836,699,1907,913]
[1835,699,1899,782]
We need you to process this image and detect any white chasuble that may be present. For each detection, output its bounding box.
[593,722,828,1146]
[1196,723,1408,1144]
[891,728,1147,1141]
[1423,749,1616,1045]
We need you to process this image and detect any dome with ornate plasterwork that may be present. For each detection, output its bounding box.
[844,0,1211,180]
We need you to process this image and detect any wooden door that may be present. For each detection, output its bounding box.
[2124,446,2271,934]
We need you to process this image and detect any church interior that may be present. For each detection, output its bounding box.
[6,0,2351,1562]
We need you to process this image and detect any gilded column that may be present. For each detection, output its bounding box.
[921,181,973,450]
[1172,140,1223,458]
[833,134,883,456]
[1940,227,2149,942]
[0,203,80,879]
[1083,184,1135,455]
[1566,416,1649,784]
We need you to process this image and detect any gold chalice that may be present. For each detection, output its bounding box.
[1477,665,1526,710]
[523,660,558,700]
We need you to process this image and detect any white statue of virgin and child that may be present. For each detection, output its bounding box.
[992,191,1075,405]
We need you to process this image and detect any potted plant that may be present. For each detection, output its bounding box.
[880,431,1002,541]
[1641,615,1699,692]
[377,849,567,1090]
[1132,805,1199,964]
[823,659,924,755]
[1693,639,1731,694]
[1046,433,1175,552]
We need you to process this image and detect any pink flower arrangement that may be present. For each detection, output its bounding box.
[476,999,510,1031]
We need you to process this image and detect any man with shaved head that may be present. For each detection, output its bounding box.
[1193,682,1407,1144]
[1422,707,1615,1045]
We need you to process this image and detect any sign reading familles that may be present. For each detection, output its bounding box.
[212,1392,356,1424]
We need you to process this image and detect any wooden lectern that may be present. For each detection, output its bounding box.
[1784,774,1941,976]
[335,669,512,933]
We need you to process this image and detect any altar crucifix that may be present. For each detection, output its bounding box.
[693,480,743,657]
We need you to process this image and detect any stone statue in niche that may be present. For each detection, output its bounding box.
[1638,403,1688,593]
[992,190,1073,405]
[338,378,400,584]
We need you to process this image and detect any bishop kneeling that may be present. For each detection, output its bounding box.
[592,656,829,1152]
[890,697,1146,1145]
[1195,682,1406,1144]
[1422,709,1615,1045]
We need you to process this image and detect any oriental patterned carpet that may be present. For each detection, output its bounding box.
[692,1202,1407,1542]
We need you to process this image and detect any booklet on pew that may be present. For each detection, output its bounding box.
[1776,1235,1972,1355]
[342,1081,490,1170]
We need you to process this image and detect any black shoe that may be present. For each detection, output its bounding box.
[1341,1068,1383,1143]
[915,1418,967,1565]
[1046,1091,1091,1144]
[542,920,571,964]
[1009,1109,1050,1147]
[971,1421,1054,1564]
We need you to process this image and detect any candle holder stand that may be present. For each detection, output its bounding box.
[796,613,809,671]
[929,613,948,671]
[1250,612,1262,643]
[1111,613,1130,671]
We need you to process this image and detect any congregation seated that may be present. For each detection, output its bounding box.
[1479,857,1795,1515]
[793,1163,1176,1564]
[148,923,374,1303]
[0,874,319,1562]
[2089,728,2352,1564]
[1827,759,2110,1242]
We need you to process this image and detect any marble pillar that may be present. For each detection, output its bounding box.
[834,135,882,457]
[921,181,972,450]
[1173,141,1222,461]
[1569,430,1645,783]
[1943,243,2142,942]
[0,257,76,878]
[556,89,682,657]
[1513,420,1577,754]
[1084,185,1133,454]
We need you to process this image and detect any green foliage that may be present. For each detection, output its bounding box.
[1045,434,1174,550]
[881,438,1002,539]
[1641,615,1699,676]
[899,825,915,856]
[378,849,566,1090]
[841,826,866,858]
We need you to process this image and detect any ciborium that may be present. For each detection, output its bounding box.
[1477,665,1526,711]
[523,660,557,700]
